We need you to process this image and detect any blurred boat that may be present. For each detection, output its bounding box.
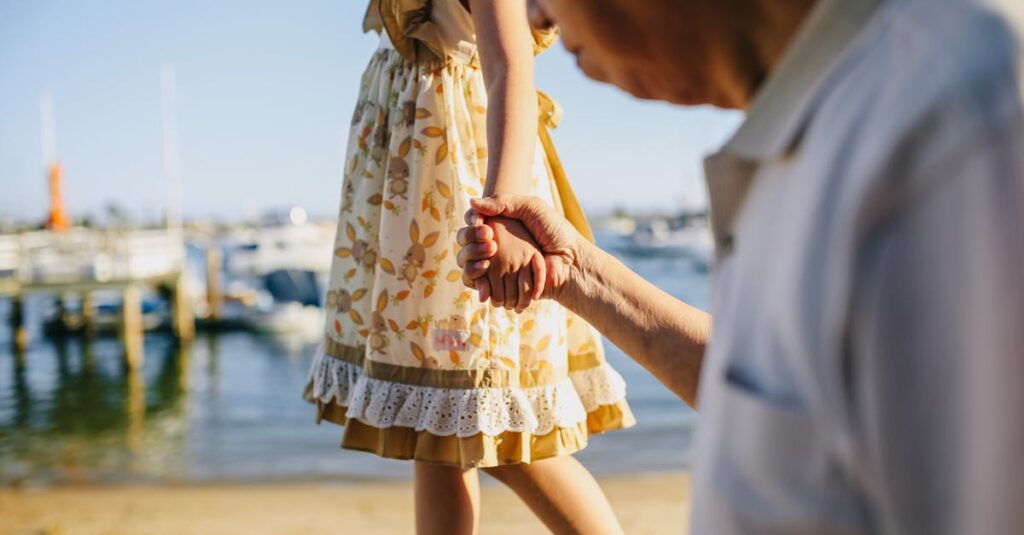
[620,220,713,266]
[236,269,323,338]
[223,207,333,278]
[594,214,637,237]
[214,207,332,339]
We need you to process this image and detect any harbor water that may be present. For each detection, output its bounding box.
[0,242,708,486]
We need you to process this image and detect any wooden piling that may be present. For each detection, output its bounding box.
[54,294,68,331]
[170,273,194,341]
[13,344,26,367]
[120,286,144,370]
[205,247,223,320]
[176,340,192,391]
[10,295,27,352]
[81,292,94,334]
[125,368,145,456]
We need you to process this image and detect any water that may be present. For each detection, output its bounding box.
[0,246,707,486]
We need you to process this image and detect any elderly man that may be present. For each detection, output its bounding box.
[458,0,1024,533]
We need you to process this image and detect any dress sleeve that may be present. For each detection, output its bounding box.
[370,0,559,65]
[849,118,1024,534]
[375,0,436,62]
[363,0,382,33]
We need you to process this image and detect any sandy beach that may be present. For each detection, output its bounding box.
[0,471,689,535]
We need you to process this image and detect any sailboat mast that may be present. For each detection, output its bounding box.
[40,91,56,167]
[161,65,182,230]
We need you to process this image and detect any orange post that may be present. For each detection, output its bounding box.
[47,162,70,231]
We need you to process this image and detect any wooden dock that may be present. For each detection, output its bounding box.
[0,228,193,367]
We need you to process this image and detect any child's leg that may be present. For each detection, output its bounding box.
[483,455,624,535]
[414,462,480,535]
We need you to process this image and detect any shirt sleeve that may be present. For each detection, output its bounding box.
[849,120,1024,534]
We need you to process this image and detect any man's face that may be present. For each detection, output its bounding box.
[527,0,736,107]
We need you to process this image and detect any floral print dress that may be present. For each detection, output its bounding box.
[304,0,634,467]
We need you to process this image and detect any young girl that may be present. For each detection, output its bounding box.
[305,1,634,532]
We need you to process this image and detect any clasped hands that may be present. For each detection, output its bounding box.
[455,195,583,312]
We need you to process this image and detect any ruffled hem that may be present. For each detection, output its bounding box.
[345,374,589,437]
[303,344,635,466]
[304,344,361,409]
[585,399,636,434]
[569,362,629,412]
[312,398,634,467]
[340,418,590,468]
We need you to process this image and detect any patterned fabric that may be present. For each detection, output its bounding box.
[364,0,559,66]
[305,1,633,467]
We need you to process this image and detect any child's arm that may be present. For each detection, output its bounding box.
[469,0,546,312]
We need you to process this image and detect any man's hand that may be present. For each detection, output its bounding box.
[457,195,585,304]
[458,194,710,406]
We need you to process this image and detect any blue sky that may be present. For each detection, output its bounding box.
[0,0,742,222]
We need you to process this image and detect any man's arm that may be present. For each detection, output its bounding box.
[564,240,710,407]
[460,196,710,407]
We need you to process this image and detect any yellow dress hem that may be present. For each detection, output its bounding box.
[314,399,635,468]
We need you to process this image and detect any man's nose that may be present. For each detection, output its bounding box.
[526,0,555,31]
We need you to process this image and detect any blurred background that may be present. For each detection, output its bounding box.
[0,1,741,532]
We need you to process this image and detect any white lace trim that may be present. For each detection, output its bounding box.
[305,344,362,407]
[346,375,589,437]
[305,347,630,437]
[569,363,629,412]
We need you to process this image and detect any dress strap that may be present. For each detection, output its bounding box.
[537,90,595,243]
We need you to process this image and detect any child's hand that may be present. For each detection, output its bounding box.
[458,196,583,306]
[484,216,546,312]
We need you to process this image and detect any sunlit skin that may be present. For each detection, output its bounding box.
[459,0,819,406]
[527,0,814,109]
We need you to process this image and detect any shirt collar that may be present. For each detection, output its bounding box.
[723,0,884,161]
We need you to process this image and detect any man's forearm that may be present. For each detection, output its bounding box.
[559,241,710,407]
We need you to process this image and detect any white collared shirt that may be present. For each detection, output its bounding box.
[690,0,1024,533]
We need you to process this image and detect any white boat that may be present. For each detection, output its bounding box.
[241,300,323,339]
[237,268,324,340]
[621,220,713,264]
[224,207,334,278]
[217,207,333,338]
